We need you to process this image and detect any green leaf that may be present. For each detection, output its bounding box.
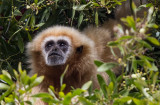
[13,69,19,80]
[13,9,22,16]
[32,93,51,98]
[134,79,147,90]
[41,98,58,103]
[4,95,14,103]
[97,63,118,72]
[114,96,133,104]
[131,2,137,15]
[59,91,65,98]
[37,0,45,6]
[71,9,75,23]
[101,0,105,5]
[30,76,44,87]
[92,3,100,6]
[0,75,13,85]
[40,8,49,22]
[119,89,129,97]
[29,74,37,84]
[152,72,158,86]
[118,46,125,55]
[106,82,114,96]
[135,60,144,66]
[60,84,66,92]
[20,70,29,85]
[147,23,159,28]
[78,11,83,28]
[48,88,59,101]
[149,63,158,71]
[72,89,84,96]
[79,97,94,105]
[18,62,23,73]
[19,89,26,95]
[2,70,11,80]
[95,10,98,26]
[34,0,38,5]
[63,92,72,105]
[36,23,45,27]
[146,3,153,7]
[132,98,144,105]
[116,75,123,83]
[118,36,134,41]
[106,70,116,85]
[30,15,35,28]
[97,74,107,98]
[140,55,154,62]
[18,34,24,53]
[73,3,91,11]
[121,16,136,30]
[27,32,32,41]
[19,9,31,21]
[144,59,152,68]
[147,37,160,46]
[8,27,23,43]
[132,58,137,72]
[94,60,104,67]
[81,81,92,90]
[60,65,69,86]
[147,7,154,22]
[108,41,119,46]
[110,47,116,57]
[139,3,152,8]
[97,74,107,86]
[24,101,32,105]
[6,63,14,77]
[0,84,15,101]
[0,83,9,90]
[138,40,152,50]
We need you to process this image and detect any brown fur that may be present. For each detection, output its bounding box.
[26,0,148,104]
[27,26,100,91]
[26,26,111,104]
[115,0,148,20]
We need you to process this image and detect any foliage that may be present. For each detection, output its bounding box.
[0,0,160,105]
[0,63,44,104]
[0,0,125,72]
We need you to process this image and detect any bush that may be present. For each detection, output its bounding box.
[0,0,125,72]
[0,0,160,105]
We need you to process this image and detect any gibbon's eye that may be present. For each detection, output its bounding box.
[45,41,54,51]
[57,40,68,47]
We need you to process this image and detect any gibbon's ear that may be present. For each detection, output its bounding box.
[76,45,83,53]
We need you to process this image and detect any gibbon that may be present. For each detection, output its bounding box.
[26,0,148,104]
[27,26,116,105]
[26,26,115,105]
[26,26,114,92]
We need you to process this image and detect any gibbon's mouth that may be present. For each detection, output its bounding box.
[47,52,65,66]
[48,52,62,57]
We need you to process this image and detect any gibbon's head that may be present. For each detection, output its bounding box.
[41,36,71,66]
[27,26,95,67]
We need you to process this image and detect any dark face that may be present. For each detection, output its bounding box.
[44,39,70,66]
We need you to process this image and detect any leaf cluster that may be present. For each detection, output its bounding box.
[0,0,124,72]
[0,0,160,105]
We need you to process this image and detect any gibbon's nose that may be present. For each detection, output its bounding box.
[52,46,59,52]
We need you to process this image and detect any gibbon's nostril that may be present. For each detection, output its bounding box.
[52,47,58,51]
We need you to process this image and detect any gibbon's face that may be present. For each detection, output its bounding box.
[41,36,72,66]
